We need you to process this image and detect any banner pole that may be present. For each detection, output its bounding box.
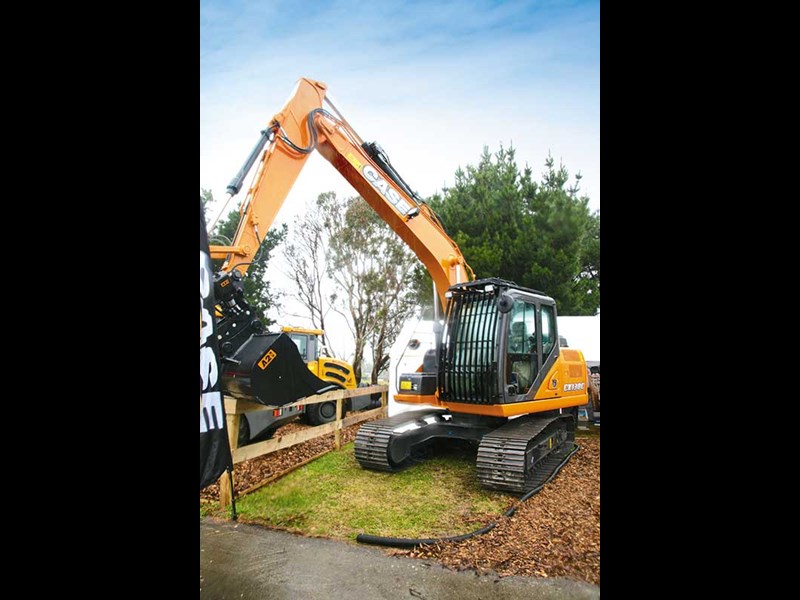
[228,467,238,521]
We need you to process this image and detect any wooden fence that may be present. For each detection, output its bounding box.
[218,384,388,507]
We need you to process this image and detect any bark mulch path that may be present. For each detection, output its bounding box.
[392,436,600,585]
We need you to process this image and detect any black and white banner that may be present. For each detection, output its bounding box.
[200,200,233,490]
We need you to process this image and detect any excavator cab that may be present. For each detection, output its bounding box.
[398,278,562,407]
[438,278,560,405]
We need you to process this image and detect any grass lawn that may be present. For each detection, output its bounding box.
[208,441,517,541]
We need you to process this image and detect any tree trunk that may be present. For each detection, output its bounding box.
[370,353,389,384]
[352,341,364,384]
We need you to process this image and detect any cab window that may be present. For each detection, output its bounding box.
[506,299,538,394]
[289,334,308,361]
[541,305,556,360]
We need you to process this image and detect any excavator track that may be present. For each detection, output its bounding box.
[354,409,453,472]
[476,414,576,493]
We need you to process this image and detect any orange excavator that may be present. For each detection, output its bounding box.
[208,77,590,493]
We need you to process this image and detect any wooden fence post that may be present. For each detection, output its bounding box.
[334,397,343,450]
[219,411,239,509]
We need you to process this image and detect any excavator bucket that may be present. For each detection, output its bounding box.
[222,333,339,407]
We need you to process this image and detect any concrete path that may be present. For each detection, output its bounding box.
[200,518,599,599]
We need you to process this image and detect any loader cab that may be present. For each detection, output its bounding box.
[286,332,317,362]
[281,326,325,362]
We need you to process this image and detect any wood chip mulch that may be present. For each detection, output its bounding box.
[392,436,600,585]
[201,421,600,586]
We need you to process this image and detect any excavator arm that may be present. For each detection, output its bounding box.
[209,77,473,309]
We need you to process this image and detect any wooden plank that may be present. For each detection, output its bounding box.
[341,406,384,428]
[224,385,388,414]
[227,385,388,464]
[232,420,338,463]
[231,406,385,464]
[219,412,240,508]
[334,397,343,450]
[224,397,266,415]
[218,471,231,508]
[236,410,388,494]
[278,384,387,409]
[238,450,330,497]
[227,412,240,451]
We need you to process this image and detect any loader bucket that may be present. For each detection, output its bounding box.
[222,333,339,406]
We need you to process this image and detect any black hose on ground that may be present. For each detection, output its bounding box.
[355,442,580,548]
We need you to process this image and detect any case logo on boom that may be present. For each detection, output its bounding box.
[258,349,277,370]
[362,164,413,216]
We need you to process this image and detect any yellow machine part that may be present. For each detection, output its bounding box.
[281,326,325,336]
[307,357,357,390]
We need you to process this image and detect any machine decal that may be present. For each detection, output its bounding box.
[200,249,224,433]
[362,164,412,216]
[258,349,278,370]
[346,152,363,171]
[563,383,585,391]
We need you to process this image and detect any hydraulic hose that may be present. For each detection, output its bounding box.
[355,442,580,548]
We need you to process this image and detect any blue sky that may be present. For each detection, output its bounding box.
[200,0,599,339]
[200,0,599,216]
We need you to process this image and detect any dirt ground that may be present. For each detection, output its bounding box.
[200,419,600,585]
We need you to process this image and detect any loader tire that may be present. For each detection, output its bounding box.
[306,385,344,426]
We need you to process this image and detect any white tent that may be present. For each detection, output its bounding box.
[557,315,600,365]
